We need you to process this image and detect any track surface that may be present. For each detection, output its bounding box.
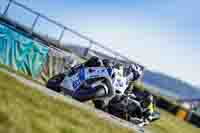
[0,68,151,133]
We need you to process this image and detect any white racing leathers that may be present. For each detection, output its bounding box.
[112,68,129,95]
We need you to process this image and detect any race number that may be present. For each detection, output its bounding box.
[72,79,81,89]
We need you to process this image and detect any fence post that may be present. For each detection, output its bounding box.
[58,27,65,44]
[3,0,13,16]
[31,14,40,33]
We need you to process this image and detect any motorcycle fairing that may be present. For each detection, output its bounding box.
[60,67,111,92]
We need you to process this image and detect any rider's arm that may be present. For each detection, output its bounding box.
[126,72,134,81]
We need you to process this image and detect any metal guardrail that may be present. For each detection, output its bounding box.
[0,0,135,64]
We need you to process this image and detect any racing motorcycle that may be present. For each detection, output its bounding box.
[46,59,160,125]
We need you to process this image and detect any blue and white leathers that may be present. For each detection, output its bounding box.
[112,67,129,95]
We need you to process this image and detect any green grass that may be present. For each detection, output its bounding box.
[1,65,199,133]
[0,70,133,133]
[146,109,200,133]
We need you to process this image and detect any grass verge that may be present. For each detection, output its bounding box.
[1,64,199,133]
[146,109,199,133]
[0,70,133,133]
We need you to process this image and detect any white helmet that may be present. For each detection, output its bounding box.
[130,63,144,80]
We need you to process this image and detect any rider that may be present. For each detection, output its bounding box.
[84,57,156,125]
[125,64,156,124]
[95,61,145,111]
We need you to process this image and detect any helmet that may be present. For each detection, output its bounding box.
[129,63,144,80]
[102,59,113,68]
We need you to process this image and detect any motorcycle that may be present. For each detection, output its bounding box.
[46,61,160,126]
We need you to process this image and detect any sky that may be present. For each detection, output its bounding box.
[1,0,200,87]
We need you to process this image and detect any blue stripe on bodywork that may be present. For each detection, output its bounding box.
[79,67,85,80]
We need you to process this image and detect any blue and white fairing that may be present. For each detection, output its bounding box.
[60,67,112,92]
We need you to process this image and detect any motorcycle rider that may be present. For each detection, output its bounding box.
[107,62,145,115]
[122,65,157,126]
